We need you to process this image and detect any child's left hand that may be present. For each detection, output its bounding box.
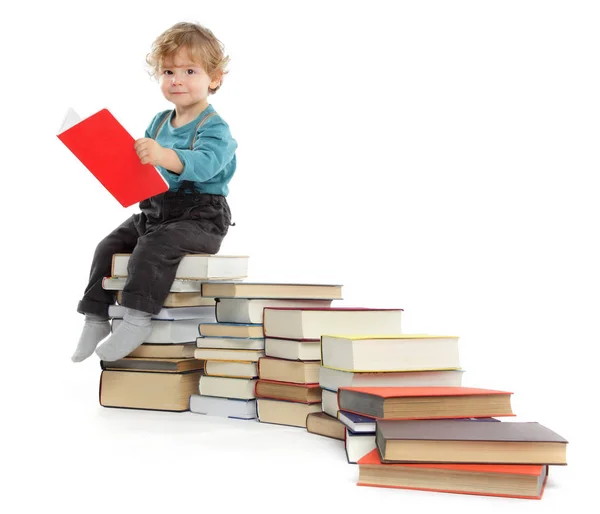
[134,138,166,166]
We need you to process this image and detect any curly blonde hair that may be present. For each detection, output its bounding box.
[146,22,230,94]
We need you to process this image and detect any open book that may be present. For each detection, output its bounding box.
[57,108,169,207]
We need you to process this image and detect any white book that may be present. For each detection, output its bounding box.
[321,388,339,418]
[111,253,249,280]
[196,336,265,350]
[194,348,265,362]
[108,304,215,321]
[189,394,257,420]
[198,375,257,399]
[204,360,258,378]
[345,429,376,464]
[319,367,464,392]
[264,337,321,361]
[103,276,205,292]
[111,318,201,344]
[216,298,334,324]
[321,334,460,372]
[263,308,403,340]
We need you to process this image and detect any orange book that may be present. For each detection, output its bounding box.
[337,386,514,419]
[57,108,168,207]
[357,449,548,499]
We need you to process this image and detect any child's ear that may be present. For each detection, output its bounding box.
[209,70,223,89]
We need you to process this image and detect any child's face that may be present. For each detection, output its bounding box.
[158,47,220,110]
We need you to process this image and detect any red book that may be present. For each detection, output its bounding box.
[57,108,169,207]
[357,449,549,499]
[337,386,515,419]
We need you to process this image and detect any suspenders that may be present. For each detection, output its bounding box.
[152,109,218,149]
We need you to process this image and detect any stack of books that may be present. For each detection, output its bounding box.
[190,282,343,421]
[98,253,249,412]
[317,334,464,462]
[259,307,404,429]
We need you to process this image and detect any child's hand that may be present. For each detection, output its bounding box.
[134,138,166,166]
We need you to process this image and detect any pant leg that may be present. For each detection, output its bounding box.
[77,215,144,316]
[119,218,226,315]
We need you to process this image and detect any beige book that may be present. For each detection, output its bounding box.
[257,398,321,428]
[202,282,342,300]
[99,370,202,411]
[127,344,196,359]
[258,357,320,384]
[306,411,346,441]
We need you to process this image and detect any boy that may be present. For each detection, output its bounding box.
[71,22,237,363]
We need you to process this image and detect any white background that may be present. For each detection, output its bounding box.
[1,1,598,512]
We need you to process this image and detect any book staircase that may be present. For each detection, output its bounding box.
[98,253,568,500]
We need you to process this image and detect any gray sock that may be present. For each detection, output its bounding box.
[72,314,111,363]
[95,308,152,361]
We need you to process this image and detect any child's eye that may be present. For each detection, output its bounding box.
[186,69,196,75]
[163,70,173,75]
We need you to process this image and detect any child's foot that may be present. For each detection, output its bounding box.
[72,314,111,362]
[95,308,152,361]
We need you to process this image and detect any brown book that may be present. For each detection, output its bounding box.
[199,323,264,338]
[258,357,320,384]
[256,398,321,428]
[99,370,203,411]
[376,419,568,465]
[127,344,196,359]
[255,380,322,403]
[100,357,204,373]
[117,290,216,307]
[338,386,514,419]
[306,411,346,440]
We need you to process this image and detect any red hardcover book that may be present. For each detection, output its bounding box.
[57,108,169,207]
[357,449,549,499]
[337,386,515,419]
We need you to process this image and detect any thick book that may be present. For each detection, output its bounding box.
[320,334,461,372]
[99,369,202,412]
[57,108,169,207]
[376,419,568,465]
[263,307,403,341]
[216,298,335,323]
[198,375,257,400]
[112,318,203,344]
[338,386,514,420]
[256,398,321,428]
[111,253,249,280]
[193,348,265,362]
[204,360,258,379]
[319,367,464,392]
[100,357,203,373]
[198,323,263,339]
[203,282,342,300]
[108,304,215,321]
[357,449,549,499]
[196,336,265,351]
[258,357,321,384]
[104,277,206,294]
[254,380,322,404]
[265,337,321,361]
[127,343,196,359]
[306,412,346,441]
[321,388,341,418]
[346,429,377,464]
[189,394,257,420]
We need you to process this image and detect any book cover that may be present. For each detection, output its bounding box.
[57,108,168,207]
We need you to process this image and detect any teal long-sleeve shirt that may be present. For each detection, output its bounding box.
[144,104,237,196]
